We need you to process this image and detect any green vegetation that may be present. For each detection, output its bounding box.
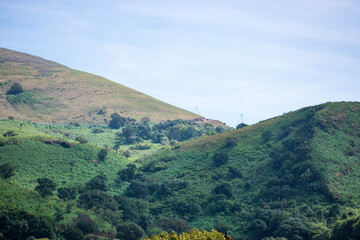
[1,100,360,239]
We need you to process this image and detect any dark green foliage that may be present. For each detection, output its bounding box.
[97,107,107,115]
[6,82,24,95]
[213,182,233,198]
[6,90,39,104]
[125,180,148,198]
[57,187,77,201]
[97,148,108,162]
[63,227,84,240]
[118,164,137,182]
[212,152,229,167]
[262,130,273,142]
[109,113,127,129]
[34,178,56,197]
[114,196,141,223]
[75,213,99,235]
[85,174,108,191]
[77,190,118,211]
[273,217,309,240]
[0,163,15,179]
[331,215,360,240]
[116,221,145,240]
[75,136,88,144]
[3,130,18,137]
[174,201,202,218]
[0,208,54,240]
[236,123,248,129]
[156,216,190,234]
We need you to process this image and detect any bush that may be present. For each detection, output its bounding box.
[213,183,233,198]
[118,164,137,182]
[3,130,18,137]
[92,128,104,133]
[212,153,229,167]
[125,180,148,198]
[156,217,190,234]
[0,163,15,179]
[6,90,39,104]
[85,174,108,191]
[0,208,54,240]
[143,228,228,240]
[63,227,84,240]
[35,178,57,197]
[97,148,108,162]
[75,136,88,144]
[7,82,24,95]
[116,221,145,240]
[109,113,127,129]
[77,190,118,211]
[57,187,77,201]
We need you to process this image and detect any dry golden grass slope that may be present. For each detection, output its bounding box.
[0,47,202,123]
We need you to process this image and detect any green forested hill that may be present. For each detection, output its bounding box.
[0,47,202,123]
[130,102,360,239]
[1,102,360,240]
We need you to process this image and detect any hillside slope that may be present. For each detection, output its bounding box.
[129,101,360,239]
[0,47,202,123]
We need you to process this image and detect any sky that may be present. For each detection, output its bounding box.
[0,0,359,127]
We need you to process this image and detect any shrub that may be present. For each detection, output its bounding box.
[116,221,145,240]
[63,227,84,240]
[0,163,15,179]
[57,187,77,201]
[118,164,137,182]
[212,153,229,167]
[85,174,108,191]
[143,228,228,240]
[97,149,108,162]
[35,178,57,197]
[92,128,104,133]
[156,217,190,234]
[75,136,88,144]
[125,180,148,198]
[0,208,54,240]
[109,113,127,129]
[6,90,39,104]
[77,190,118,211]
[7,82,24,95]
[213,183,233,198]
[3,130,18,137]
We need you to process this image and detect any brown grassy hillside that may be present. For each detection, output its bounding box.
[0,47,202,123]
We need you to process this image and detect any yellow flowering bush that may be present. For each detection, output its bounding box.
[143,228,231,240]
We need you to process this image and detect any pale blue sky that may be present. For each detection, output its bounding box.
[1,0,359,126]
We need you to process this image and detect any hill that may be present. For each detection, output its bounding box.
[1,102,360,240]
[129,101,360,239]
[0,47,202,123]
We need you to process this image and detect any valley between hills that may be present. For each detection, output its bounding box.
[1,48,360,240]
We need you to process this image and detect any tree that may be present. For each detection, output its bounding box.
[77,190,118,211]
[85,174,108,191]
[109,113,127,129]
[97,148,108,162]
[0,163,15,179]
[116,221,145,240]
[7,82,24,95]
[118,164,137,182]
[57,187,77,201]
[63,228,84,240]
[212,152,229,167]
[236,123,248,129]
[35,178,56,197]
